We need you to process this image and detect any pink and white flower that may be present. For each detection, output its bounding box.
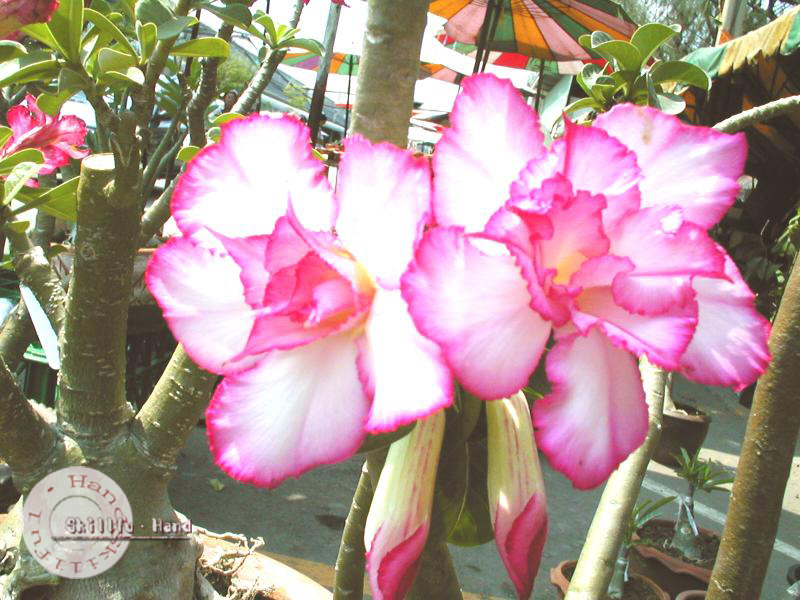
[486,392,547,600]
[146,114,451,488]
[402,74,770,491]
[364,411,445,600]
[0,0,58,39]
[1,94,89,174]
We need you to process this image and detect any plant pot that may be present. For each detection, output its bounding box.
[198,530,332,599]
[631,518,719,598]
[550,559,669,600]
[675,592,706,600]
[652,401,711,468]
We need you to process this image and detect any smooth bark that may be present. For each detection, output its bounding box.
[565,361,668,599]
[706,254,800,599]
[350,0,429,146]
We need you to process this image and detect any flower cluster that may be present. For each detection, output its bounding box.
[2,94,89,174]
[146,74,769,599]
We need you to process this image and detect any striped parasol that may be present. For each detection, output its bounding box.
[284,51,360,75]
[429,0,637,62]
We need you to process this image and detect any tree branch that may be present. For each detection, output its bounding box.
[565,361,667,599]
[57,154,141,439]
[0,356,56,482]
[188,24,235,147]
[333,462,373,600]
[134,345,217,466]
[350,0,429,146]
[232,0,306,115]
[713,94,800,133]
[139,177,178,246]
[0,301,36,371]
[707,254,800,599]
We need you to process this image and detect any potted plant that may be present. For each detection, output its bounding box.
[632,449,734,596]
[551,498,673,600]
[653,375,712,467]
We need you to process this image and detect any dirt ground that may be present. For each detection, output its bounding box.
[169,375,800,599]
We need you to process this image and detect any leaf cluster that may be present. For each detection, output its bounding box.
[565,23,711,119]
[673,447,735,494]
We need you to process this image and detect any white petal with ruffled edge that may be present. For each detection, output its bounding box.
[206,332,369,488]
[335,136,431,288]
[172,115,334,239]
[145,237,256,374]
[402,228,550,399]
[679,255,771,390]
[357,289,452,433]
[594,104,746,228]
[533,328,648,489]
[433,74,545,233]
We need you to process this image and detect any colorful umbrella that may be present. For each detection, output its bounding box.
[284,51,360,75]
[429,0,637,62]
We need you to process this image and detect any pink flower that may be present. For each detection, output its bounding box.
[0,0,58,38]
[146,114,451,488]
[402,74,771,491]
[487,392,547,600]
[364,411,444,600]
[2,94,89,174]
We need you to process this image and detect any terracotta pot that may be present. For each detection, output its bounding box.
[652,401,711,468]
[631,518,718,598]
[550,559,669,600]
[675,591,706,600]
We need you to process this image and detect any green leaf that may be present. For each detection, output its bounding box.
[6,221,29,234]
[101,66,146,87]
[84,8,138,58]
[656,92,686,114]
[447,440,494,546]
[136,0,175,26]
[650,60,711,91]
[48,0,84,63]
[4,162,42,204]
[157,15,199,40]
[210,112,245,126]
[0,52,59,88]
[176,145,201,162]
[171,38,230,58]
[0,127,12,148]
[576,63,602,96]
[9,176,79,221]
[356,424,415,454]
[278,37,324,54]
[137,21,158,61]
[631,23,681,67]
[591,40,642,72]
[200,2,252,29]
[0,149,45,174]
[36,91,76,116]
[564,97,602,117]
[58,67,85,94]
[0,40,27,62]
[207,126,221,142]
[20,23,63,53]
[98,47,137,73]
[444,386,483,449]
[254,14,278,45]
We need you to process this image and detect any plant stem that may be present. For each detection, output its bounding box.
[134,345,217,466]
[308,3,342,144]
[713,94,800,133]
[57,154,140,440]
[0,301,36,371]
[706,253,800,599]
[187,24,235,147]
[350,0,429,146]
[333,462,373,600]
[565,360,668,599]
[0,356,55,481]
[232,0,305,115]
[139,177,178,246]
